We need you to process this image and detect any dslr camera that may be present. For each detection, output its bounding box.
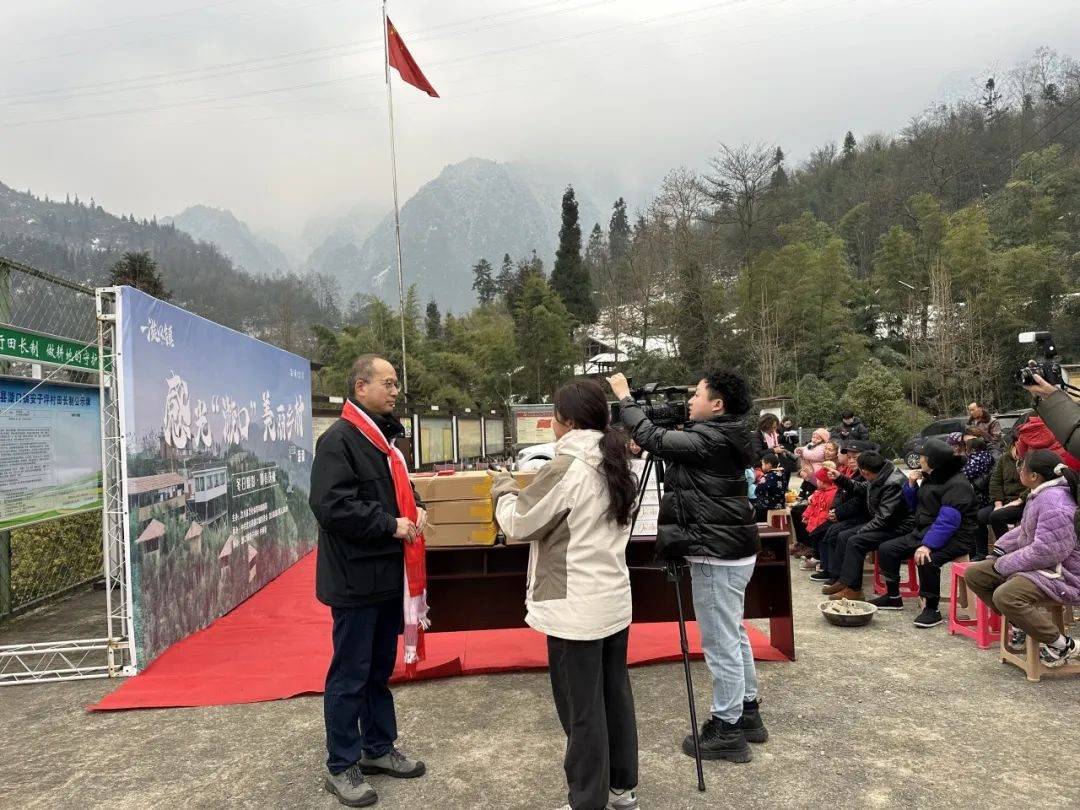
[612,382,690,428]
[1017,331,1066,388]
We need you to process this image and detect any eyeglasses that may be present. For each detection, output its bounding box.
[364,378,400,392]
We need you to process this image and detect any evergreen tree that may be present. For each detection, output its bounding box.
[770,147,789,188]
[495,253,514,300]
[471,257,497,305]
[514,274,577,400]
[609,198,630,261]
[842,131,857,163]
[109,251,170,299]
[425,300,442,341]
[550,185,596,324]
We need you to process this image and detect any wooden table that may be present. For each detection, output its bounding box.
[426,526,795,659]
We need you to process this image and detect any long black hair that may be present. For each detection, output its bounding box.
[1022,449,1079,501]
[553,378,635,527]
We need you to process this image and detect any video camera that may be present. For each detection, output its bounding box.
[1017,331,1067,389]
[612,382,690,428]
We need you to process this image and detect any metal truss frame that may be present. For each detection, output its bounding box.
[0,287,136,685]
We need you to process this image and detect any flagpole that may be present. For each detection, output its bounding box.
[382,0,409,395]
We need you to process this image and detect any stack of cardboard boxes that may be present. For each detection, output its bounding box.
[410,470,538,547]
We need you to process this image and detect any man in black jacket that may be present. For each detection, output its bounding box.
[823,451,915,601]
[833,411,870,442]
[309,354,427,807]
[868,438,977,628]
[811,443,870,584]
[608,370,765,765]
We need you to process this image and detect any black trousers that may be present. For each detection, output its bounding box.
[547,627,638,810]
[975,503,1024,557]
[821,518,865,579]
[324,598,402,773]
[877,532,972,599]
[837,528,896,590]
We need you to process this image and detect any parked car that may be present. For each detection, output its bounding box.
[993,409,1032,437]
[900,416,967,470]
[516,442,555,470]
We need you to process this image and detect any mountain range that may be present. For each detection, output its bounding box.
[163,205,292,278]
[165,158,605,313]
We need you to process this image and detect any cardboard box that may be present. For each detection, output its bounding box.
[426,499,493,524]
[513,470,538,488]
[423,521,498,547]
[410,471,493,502]
[411,469,540,502]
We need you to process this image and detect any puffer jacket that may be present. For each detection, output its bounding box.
[988,452,1024,505]
[796,429,832,485]
[491,429,631,641]
[1037,391,1080,542]
[620,399,759,561]
[994,477,1080,605]
[836,459,914,535]
[1016,415,1080,472]
[903,440,978,550]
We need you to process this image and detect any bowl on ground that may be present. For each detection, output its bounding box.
[818,599,877,627]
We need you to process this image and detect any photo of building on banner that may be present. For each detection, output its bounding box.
[116,287,316,667]
[0,377,102,530]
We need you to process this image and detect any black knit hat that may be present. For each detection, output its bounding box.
[922,438,957,471]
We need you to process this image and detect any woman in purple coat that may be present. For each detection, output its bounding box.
[964,449,1080,667]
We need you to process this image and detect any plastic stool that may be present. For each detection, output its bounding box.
[873,554,919,598]
[948,560,1001,649]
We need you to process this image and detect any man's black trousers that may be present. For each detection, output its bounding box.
[877,533,972,599]
[324,598,402,774]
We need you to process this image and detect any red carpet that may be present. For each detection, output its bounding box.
[91,552,789,712]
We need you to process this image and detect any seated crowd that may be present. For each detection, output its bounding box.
[749,406,1080,667]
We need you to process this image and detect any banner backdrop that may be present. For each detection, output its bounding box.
[116,287,316,668]
[0,377,101,530]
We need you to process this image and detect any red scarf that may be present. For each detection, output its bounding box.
[341,400,428,674]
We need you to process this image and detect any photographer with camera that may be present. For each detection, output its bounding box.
[1023,370,1080,548]
[607,370,766,765]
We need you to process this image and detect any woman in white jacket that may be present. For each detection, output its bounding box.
[492,378,640,810]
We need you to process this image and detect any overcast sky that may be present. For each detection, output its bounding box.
[3,0,1078,250]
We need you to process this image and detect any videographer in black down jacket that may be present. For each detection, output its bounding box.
[1024,373,1080,540]
[607,370,767,765]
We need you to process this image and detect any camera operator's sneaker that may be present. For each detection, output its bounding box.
[737,698,769,744]
[682,717,751,763]
[607,788,640,809]
[809,570,832,582]
[324,764,378,807]
[1040,636,1077,668]
[913,607,943,628]
[359,747,426,778]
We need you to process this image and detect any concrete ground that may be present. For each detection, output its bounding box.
[2,567,1079,810]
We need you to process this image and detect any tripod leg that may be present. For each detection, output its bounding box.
[672,565,706,792]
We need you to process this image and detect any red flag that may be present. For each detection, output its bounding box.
[387,18,439,98]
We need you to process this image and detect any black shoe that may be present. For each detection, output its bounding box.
[913,607,943,628]
[809,571,832,582]
[868,594,904,610]
[737,698,769,744]
[682,716,752,762]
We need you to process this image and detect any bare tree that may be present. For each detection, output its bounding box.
[701,143,778,266]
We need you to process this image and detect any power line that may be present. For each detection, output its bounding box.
[7,1,617,108]
[6,0,793,126]
[1007,92,1080,166]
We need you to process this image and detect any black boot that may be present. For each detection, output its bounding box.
[682,716,752,762]
[737,698,769,743]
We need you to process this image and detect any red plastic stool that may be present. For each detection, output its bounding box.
[948,560,1001,649]
[873,553,919,598]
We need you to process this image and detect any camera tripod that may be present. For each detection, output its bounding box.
[629,453,707,793]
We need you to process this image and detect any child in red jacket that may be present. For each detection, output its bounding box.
[800,464,839,559]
